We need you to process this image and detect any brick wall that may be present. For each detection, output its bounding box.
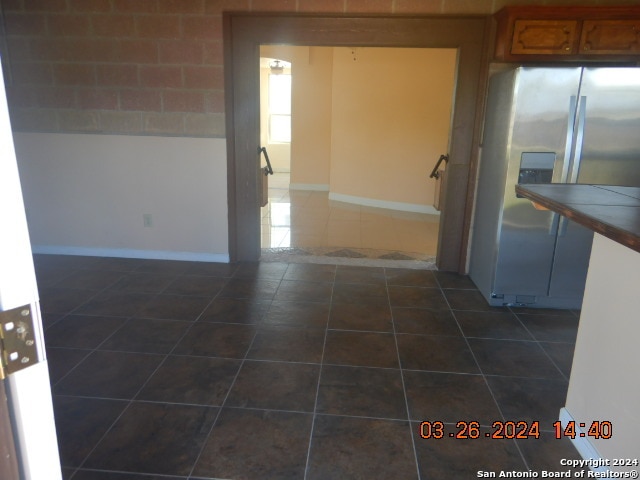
[0,0,617,137]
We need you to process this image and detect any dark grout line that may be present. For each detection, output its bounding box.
[302,263,334,480]
[386,273,423,480]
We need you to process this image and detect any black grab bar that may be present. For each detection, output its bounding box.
[258,147,274,175]
[429,154,449,179]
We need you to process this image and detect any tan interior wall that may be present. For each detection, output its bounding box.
[329,47,456,207]
[290,47,333,188]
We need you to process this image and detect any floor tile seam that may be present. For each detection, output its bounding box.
[321,361,402,372]
[39,268,82,288]
[188,289,227,324]
[302,270,336,480]
[70,391,144,473]
[52,393,132,404]
[48,319,138,389]
[467,315,569,381]
[157,274,233,298]
[44,282,116,318]
[143,291,227,301]
[326,326,395,334]
[386,283,442,289]
[537,339,576,345]
[510,307,579,318]
[87,344,190,356]
[80,314,140,354]
[462,333,539,342]
[212,404,318,417]
[314,411,414,424]
[513,312,580,345]
[446,308,510,422]
[394,331,464,339]
[531,339,573,382]
[134,353,246,366]
[48,354,90,391]
[312,411,414,423]
[124,298,227,407]
[441,287,479,293]
[186,312,262,479]
[387,278,423,480]
[253,322,326,331]
[400,367,485,376]
[233,357,323,367]
[170,271,236,280]
[55,283,207,320]
[483,372,570,383]
[72,467,189,480]
[117,398,226,410]
[47,268,128,291]
[512,312,548,344]
[450,305,532,470]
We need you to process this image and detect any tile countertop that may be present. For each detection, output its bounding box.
[514,184,640,254]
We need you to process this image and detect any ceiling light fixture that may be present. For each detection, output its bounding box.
[270,60,284,74]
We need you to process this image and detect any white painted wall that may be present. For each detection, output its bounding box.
[14,132,229,262]
[564,233,640,464]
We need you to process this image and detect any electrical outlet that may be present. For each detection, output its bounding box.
[143,214,153,227]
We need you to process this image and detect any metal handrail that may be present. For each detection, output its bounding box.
[429,154,449,179]
[258,147,274,175]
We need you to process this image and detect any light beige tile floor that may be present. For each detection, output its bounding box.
[261,173,440,256]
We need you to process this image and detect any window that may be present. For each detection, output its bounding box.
[268,73,291,143]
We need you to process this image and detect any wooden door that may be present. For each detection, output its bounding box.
[0,53,62,479]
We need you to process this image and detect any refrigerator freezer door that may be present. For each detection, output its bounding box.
[574,68,640,186]
[492,68,583,298]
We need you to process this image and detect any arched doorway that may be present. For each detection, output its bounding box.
[223,13,490,272]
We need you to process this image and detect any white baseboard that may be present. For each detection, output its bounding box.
[559,408,608,472]
[289,183,330,191]
[328,192,440,215]
[31,245,230,263]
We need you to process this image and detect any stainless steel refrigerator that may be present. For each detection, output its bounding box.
[469,67,640,309]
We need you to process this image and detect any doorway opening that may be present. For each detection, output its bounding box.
[224,14,490,272]
[259,45,457,264]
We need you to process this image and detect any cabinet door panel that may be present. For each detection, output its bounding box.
[511,19,578,55]
[580,20,640,54]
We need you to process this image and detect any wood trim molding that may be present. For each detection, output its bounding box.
[0,381,20,480]
[223,13,491,272]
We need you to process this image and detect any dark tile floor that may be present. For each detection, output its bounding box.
[36,254,585,480]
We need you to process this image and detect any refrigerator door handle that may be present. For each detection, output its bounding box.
[569,96,587,184]
[551,95,580,236]
[559,95,578,184]
[558,216,569,237]
[548,212,560,236]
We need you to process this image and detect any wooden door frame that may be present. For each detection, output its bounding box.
[223,13,491,272]
[0,382,19,479]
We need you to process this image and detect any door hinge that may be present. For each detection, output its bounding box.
[0,305,38,380]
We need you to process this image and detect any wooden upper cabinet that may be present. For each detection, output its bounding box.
[580,20,640,54]
[511,19,579,55]
[495,6,640,62]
